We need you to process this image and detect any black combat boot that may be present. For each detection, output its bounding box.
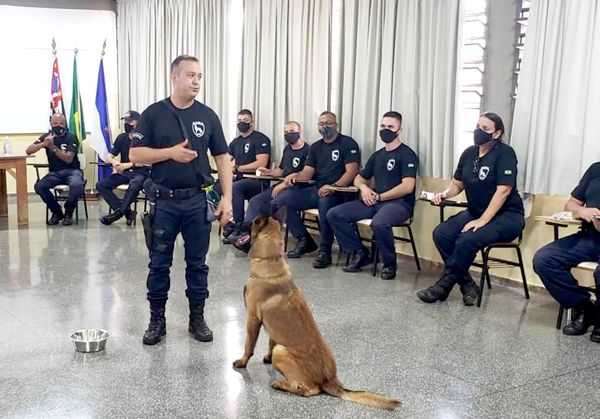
[457,274,481,306]
[563,299,595,336]
[286,234,318,258]
[143,299,167,345]
[189,299,213,342]
[62,202,76,226]
[417,270,459,303]
[101,209,123,225]
[343,247,371,272]
[124,209,137,226]
[47,209,64,225]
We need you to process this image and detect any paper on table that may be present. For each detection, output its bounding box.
[551,211,573,220]
[420,191,435,201]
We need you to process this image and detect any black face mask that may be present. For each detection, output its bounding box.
[124,124,135,134]
[474,128,495,146]
[237,122,251,133]
[51,126,66,136]
[284,132,300,145]
[379,129,398,143]
[319,126,337,138]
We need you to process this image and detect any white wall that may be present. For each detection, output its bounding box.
[0,5,118,135]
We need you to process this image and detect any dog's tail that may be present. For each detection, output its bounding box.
[321,379,401,410]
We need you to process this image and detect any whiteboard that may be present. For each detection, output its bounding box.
[0,6,119,134]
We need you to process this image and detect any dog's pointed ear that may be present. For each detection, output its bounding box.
[272,206,287,225]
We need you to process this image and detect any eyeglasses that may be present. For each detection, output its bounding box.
[318,122,336,128]
[473,157,481,175]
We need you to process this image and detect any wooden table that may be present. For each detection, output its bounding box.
[533,215,582,241]
[242,173,316,185]
[322,184,358,193]
[0,155,30,226]
[420,198,469,223]
[243,174,285,182]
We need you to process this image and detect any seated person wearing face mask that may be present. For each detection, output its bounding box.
[416,112,524,306]
[218,109,271,243]
[327,112,418,280]
[533,164,600,343]
[229,120,310,251]
[26,113,84,226]
[97,110,150,226]
[280,111,361,269]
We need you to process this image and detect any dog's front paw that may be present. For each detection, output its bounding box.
[233,358,248,369]
[263,354,272,364]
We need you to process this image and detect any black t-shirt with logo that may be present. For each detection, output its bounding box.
[571,162,600,232]
[131,98,228,189]
[35,131,80,171]
[279,143,309,176]
[360,143,418,208]
[229,131,271,167]
[111,132,150,173]
[305,134,361,187]
[454,142,523,217]
[111,133,132,163]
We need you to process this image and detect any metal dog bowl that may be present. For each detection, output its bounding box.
[70,329,110,353]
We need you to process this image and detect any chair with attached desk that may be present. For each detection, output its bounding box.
[30,163,89,224]
[432,193,534,307]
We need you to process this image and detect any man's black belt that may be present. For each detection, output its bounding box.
[152,184,207,200]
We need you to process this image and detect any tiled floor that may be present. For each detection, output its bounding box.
[1,199,598,418]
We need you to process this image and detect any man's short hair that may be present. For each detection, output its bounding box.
[170,55,199,74]
[383,111,403,125]
[238,109,253,119]
[49,113,66,123]
[285,120,301,131]
[319,111,337,121]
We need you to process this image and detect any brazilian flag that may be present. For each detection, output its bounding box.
[69,54,86,152]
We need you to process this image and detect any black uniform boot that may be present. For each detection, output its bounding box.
[189,299,213,342]
[62,202,76,226]
[143,299,167,345]
[417,271,458,303]
[101,209,123,225]
[287,234,318,258]
[124,209,137,226]
[457,274,480,306]
[47,209,64,225]
[591,310,600,343]
[563,299,595,336]
[343,247,371,272]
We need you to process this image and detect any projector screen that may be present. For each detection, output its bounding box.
[0,5,118,134]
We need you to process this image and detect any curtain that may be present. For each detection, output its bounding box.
[117,0,232,130]
[239,0,332,159]
[511,0,600,195]
[334,0,461,177]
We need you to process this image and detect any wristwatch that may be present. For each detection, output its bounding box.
[374,193,381,202]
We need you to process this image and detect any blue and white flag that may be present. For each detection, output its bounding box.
[91,58,112,181]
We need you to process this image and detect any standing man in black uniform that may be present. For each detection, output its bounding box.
[230,120,309,251]
[26,113,84,226]
[328,112,418,279]
[280,111,360,268]
[218,109,271,243]
[129,55,233,345]
[97,110,150,226]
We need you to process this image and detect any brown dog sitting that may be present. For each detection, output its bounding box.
[232,209,401,410]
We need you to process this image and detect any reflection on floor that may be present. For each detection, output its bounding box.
[1,199,598,418]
